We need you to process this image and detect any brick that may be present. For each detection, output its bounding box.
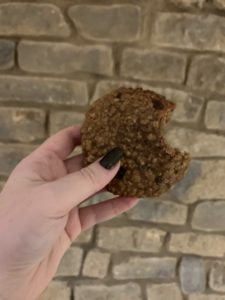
[147,283,182,300]
[210,261,225,292]
[127,198,187,225]
[18,41,113,76]
[214,0,225,9]
[188,55,225,95]
[0,75,88,106]
[56,247,83,276]
[171,160,225,204]
[121,48,186,83]
[0,3,70,37]
[82,250,110,278]
[180,256,206,294]
[169,0,206,7]
[189,296,225,300]
[0,107,45,143]
[153,13,222,51]
[113,257,176,279]
[93,81,203,123]
[0,144,34,176]
[0,40,15,70]
[205,101,225,131]
[97,226,165,252]
[49,111,85,134]
[74,228,93,244]
[74,283,142,300]
[39,281,70,300]
[192,201,225,231]
[169,233,225,257]
[166,127,225,157]
[68,5,141,42]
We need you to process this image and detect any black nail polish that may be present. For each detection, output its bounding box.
[100,147,123,170]
[115,166,127,179]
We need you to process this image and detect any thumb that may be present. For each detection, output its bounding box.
[49,147,123,212]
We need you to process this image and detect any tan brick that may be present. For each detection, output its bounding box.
[167,127,225,157]
[121,48,186,83]
[56,247,83,276]
[169,233,225,257]
[192,201,225,231]
[68,5,141,42]
[153,13,223,51]
[210,261,225,292]
[49,111,85,134]
[127,198,187,225]
[0,3,70,37]
[0,144,34,176]
[82,250,110,278]
[74,228,93,244]
[0,75,88,106]
[169,0,206,7]
[18,41,113,76]
[0,40,15,70]
[188,55,225,95]
[189,295,225,300]
[205,101,225,131]
[171,160,225,204]
[113,257,176,279]
[147,283,182,300]
[214,0,225,9]
[39,281,70,300]
[97,226,165,252]
[0,107,45,143]
[74,283,142,300]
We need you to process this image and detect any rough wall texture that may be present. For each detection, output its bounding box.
[0,0,225,299]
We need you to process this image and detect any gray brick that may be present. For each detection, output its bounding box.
[171,160,225,204]
[82,250,110,278]
[18,41,113,76]
[121,48,186,83]
[74,228,93,245]
[0,3,70,37]
[166,127,225,157]
[205,101,225,131]
[0,40,15,70]
[0,144,34,176]
[153,13,223,51]
[180,256,206,294]
[147,283,182,300]
[74,283,142,300]
[210,261,225,292]
[189,296,225,300]
[0,75,88,106]
[97,226,165,252]
[127,198,187,225]
[169,0,206,7]
[39,281,70,300]
[169,233,225,257]
[68,5,141,42]
[188,55,225,95]
[192,201,225,231]
[0,107,46,143]
[214,0,225,9]
[113,257,176,279]
[49,111,85,135]
[56,247,83,276]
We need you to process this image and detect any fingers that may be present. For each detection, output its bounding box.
[35,125,81,160]
[64,154,84,173]
[79,197,139,231]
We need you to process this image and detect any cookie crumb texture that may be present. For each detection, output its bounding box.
[81,88,190,197]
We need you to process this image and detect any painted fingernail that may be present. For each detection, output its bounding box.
[99,147,123,170]
[115,166,127,179]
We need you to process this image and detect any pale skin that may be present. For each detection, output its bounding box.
[0,125,139,300]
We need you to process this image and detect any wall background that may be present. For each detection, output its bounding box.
[1,0,225,299]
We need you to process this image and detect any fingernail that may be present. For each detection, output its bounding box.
[99,147,123,170]
[115,166,127,179]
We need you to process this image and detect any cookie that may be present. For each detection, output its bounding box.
[81,87,190,197]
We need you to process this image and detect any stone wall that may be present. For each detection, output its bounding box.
[0,0,225,299]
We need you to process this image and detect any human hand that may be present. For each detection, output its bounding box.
[0,125,139,300]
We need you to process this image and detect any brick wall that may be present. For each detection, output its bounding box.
[0,0,225,299]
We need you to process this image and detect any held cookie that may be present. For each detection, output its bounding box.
[81,87,190,197]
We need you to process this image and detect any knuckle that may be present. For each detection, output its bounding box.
[80,166,101,192]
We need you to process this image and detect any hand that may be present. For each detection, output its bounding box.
[0,125,139,300]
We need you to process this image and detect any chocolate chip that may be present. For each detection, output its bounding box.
[153,100,164,110]
[116,166,127,179]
